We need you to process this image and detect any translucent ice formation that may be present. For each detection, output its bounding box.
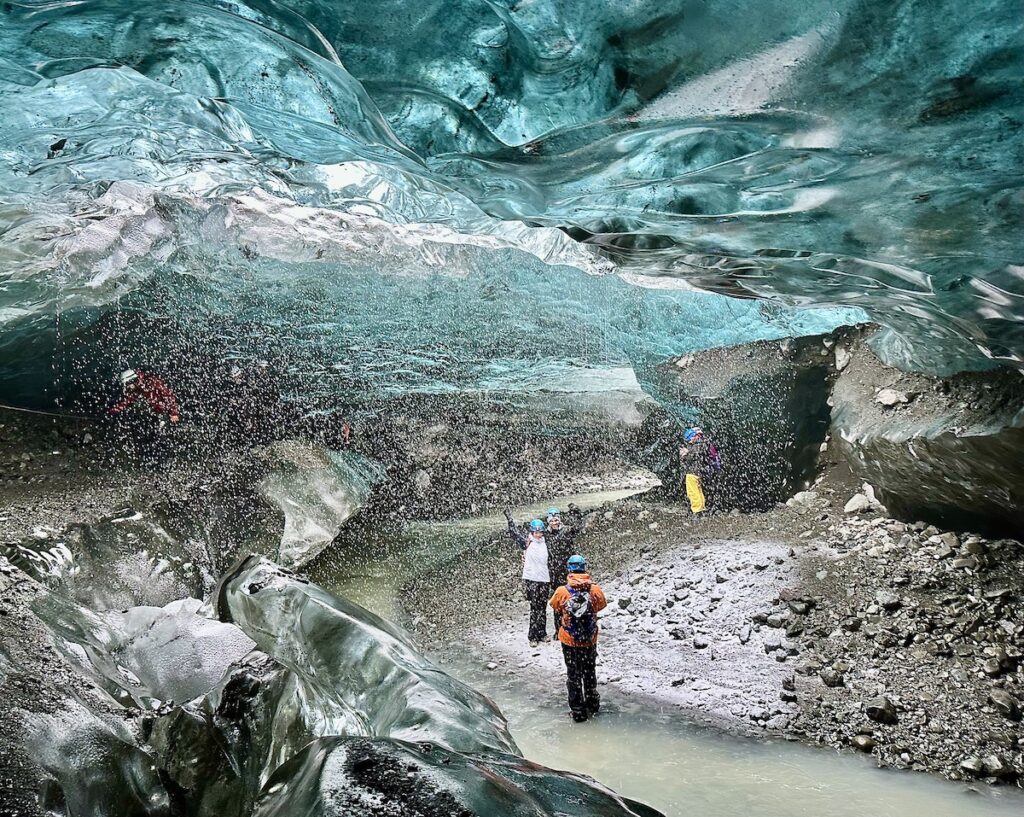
[1,0,1018,409]
[214,556,518,755]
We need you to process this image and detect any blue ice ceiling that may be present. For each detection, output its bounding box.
[0,0,1021,406]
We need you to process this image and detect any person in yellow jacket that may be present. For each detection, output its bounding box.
[550,555,607,722]
[679,426,722,514]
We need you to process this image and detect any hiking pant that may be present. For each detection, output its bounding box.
[685,473,706,514]
[562,644,599,718]
[523,580,551,642]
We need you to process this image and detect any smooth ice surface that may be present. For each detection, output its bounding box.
[34,593,255,707]
[3,0,1020,408]
[216,556,519,756]
[258,443,385,566]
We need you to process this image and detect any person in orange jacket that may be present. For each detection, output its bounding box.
[550,554,607,722]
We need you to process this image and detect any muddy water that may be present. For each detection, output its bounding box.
[310,497,1024,817]
[453,659,1023,817]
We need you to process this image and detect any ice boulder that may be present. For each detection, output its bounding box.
[251,737,664,817]
[214,556,518,755]
[258,442,385,566]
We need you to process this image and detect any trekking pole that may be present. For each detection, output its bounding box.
[0,402,98,421]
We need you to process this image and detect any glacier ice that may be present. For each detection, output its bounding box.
[214,556,519,756]
[26,551,664,815]
[8,511,210,611]
[33,593,256,708]
[1,0,1020,410]
[258,442,386,566]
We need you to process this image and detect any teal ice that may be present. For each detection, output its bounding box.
[0,0,1021,407]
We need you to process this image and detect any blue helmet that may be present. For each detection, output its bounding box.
[683,426,703,444]
[567,554,587,572]
[546,506,560,518]
[529,519,545,532]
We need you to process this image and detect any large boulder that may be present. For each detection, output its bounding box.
[831,334,1024,535]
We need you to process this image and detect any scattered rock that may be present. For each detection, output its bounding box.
[875,388,910,407]
[844,494,872,514]
[981,755,1017,781]
[960,757,985,777]
[865,696,898,725]
[988,690,1021,721]
[851,735,876,753]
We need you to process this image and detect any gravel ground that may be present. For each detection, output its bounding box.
[403,465,1024,785]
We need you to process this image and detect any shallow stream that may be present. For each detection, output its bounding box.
[310,493,1024,817]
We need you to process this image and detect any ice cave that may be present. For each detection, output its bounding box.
[0,1,1022,815]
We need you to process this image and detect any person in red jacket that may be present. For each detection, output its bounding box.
[107,369,180,425]
[550,554,607,722]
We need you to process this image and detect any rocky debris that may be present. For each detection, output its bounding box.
[843,493,872,514]
[874,388,910,407]
[446,530,803,736]
[789,508,1024,783]
[409,485,1024,785]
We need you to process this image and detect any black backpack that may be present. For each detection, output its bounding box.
[562,585,597,642]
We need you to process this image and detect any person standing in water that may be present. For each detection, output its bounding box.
[504,510,550,647]
[679,426,721,515]
[550,554,607,722]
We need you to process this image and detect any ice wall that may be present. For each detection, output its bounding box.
[0,0,1019,409]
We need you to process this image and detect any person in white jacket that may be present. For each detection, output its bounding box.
[505,510,550,647]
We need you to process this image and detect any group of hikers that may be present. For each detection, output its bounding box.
[505,425,721,723]
[107,366,723,724]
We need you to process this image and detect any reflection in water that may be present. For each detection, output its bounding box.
[312,499,1024,817]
